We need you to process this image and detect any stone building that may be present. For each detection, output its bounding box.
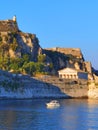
[58,68,88,80]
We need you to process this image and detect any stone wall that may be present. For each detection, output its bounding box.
[0,20,18,32]
[35,76,98,99]
[45,47,83,59]
[0,69,98,99]
[35,76,88,98]
[84,61,92,73]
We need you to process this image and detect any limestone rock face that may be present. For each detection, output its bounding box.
[0,17,95,76]
[44,47,96,77]
[43,49,68,72]
[15,33,41,61]
[0,32,41,61]
[0,17,42,61]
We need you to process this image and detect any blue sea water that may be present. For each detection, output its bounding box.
[0,99,98,130]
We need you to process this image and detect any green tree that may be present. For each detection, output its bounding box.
[22,62,36,75]
[9,63,19,71]
[23,54,30,63]
[35,62,44,72]
[0,43,9,64]
[37,54,46,63]
[9,58,24,72]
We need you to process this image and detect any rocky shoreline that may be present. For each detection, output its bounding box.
[0,70,98,99]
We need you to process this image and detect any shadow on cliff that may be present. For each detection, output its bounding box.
[30,77,89,99]
[0,69,88,99]
[29,77,71,99]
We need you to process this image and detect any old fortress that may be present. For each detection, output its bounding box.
[0,16,98,99]
[0,16,96,81]
[0,16,18,32]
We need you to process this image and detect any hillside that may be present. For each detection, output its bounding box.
[0,16,98,99]
[0,16,41,61]
[0,16,96,79]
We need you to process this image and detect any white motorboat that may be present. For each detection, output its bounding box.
[46,100,60,108]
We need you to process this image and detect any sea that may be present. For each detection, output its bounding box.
[0,99,98,130]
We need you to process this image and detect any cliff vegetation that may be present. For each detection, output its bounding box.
[0,16,97,79]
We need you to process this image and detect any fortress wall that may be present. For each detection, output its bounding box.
[35,76,88,98]
[35,76,98,99]
[45,47,83,58]
[84,62,92,73]
[0,20,18,32]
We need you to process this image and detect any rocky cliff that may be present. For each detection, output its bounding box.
[0,16,96,78]
[0,18,42,61]
[43,48,94,78]
[0,69,98,99]
[0,70,67,99]
[0,16,98,99]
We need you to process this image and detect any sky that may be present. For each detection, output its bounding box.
[0,0,98,69]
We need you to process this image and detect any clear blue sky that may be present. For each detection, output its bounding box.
[1,0,98,69]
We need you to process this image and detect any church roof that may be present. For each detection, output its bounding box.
[58,67,87,73]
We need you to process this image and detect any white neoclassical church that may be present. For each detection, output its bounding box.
[58,67,88,80]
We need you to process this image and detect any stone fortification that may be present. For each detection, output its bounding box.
[0,16,19,32]
[0,16,41,61]
[45,47,94,77]
[0,69,98,99]
[36,76,98,99]
[36,76,88,98]
[0,16,96,80]
[45,47,83,59]
[84,61,92,73]
[84,61,94,80]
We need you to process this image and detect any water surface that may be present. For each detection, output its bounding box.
[0,99,98,130]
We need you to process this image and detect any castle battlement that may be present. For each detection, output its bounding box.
[0,16,18,32]
[45,47,83,59]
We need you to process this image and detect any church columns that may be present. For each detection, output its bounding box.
[59,73,78,79]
